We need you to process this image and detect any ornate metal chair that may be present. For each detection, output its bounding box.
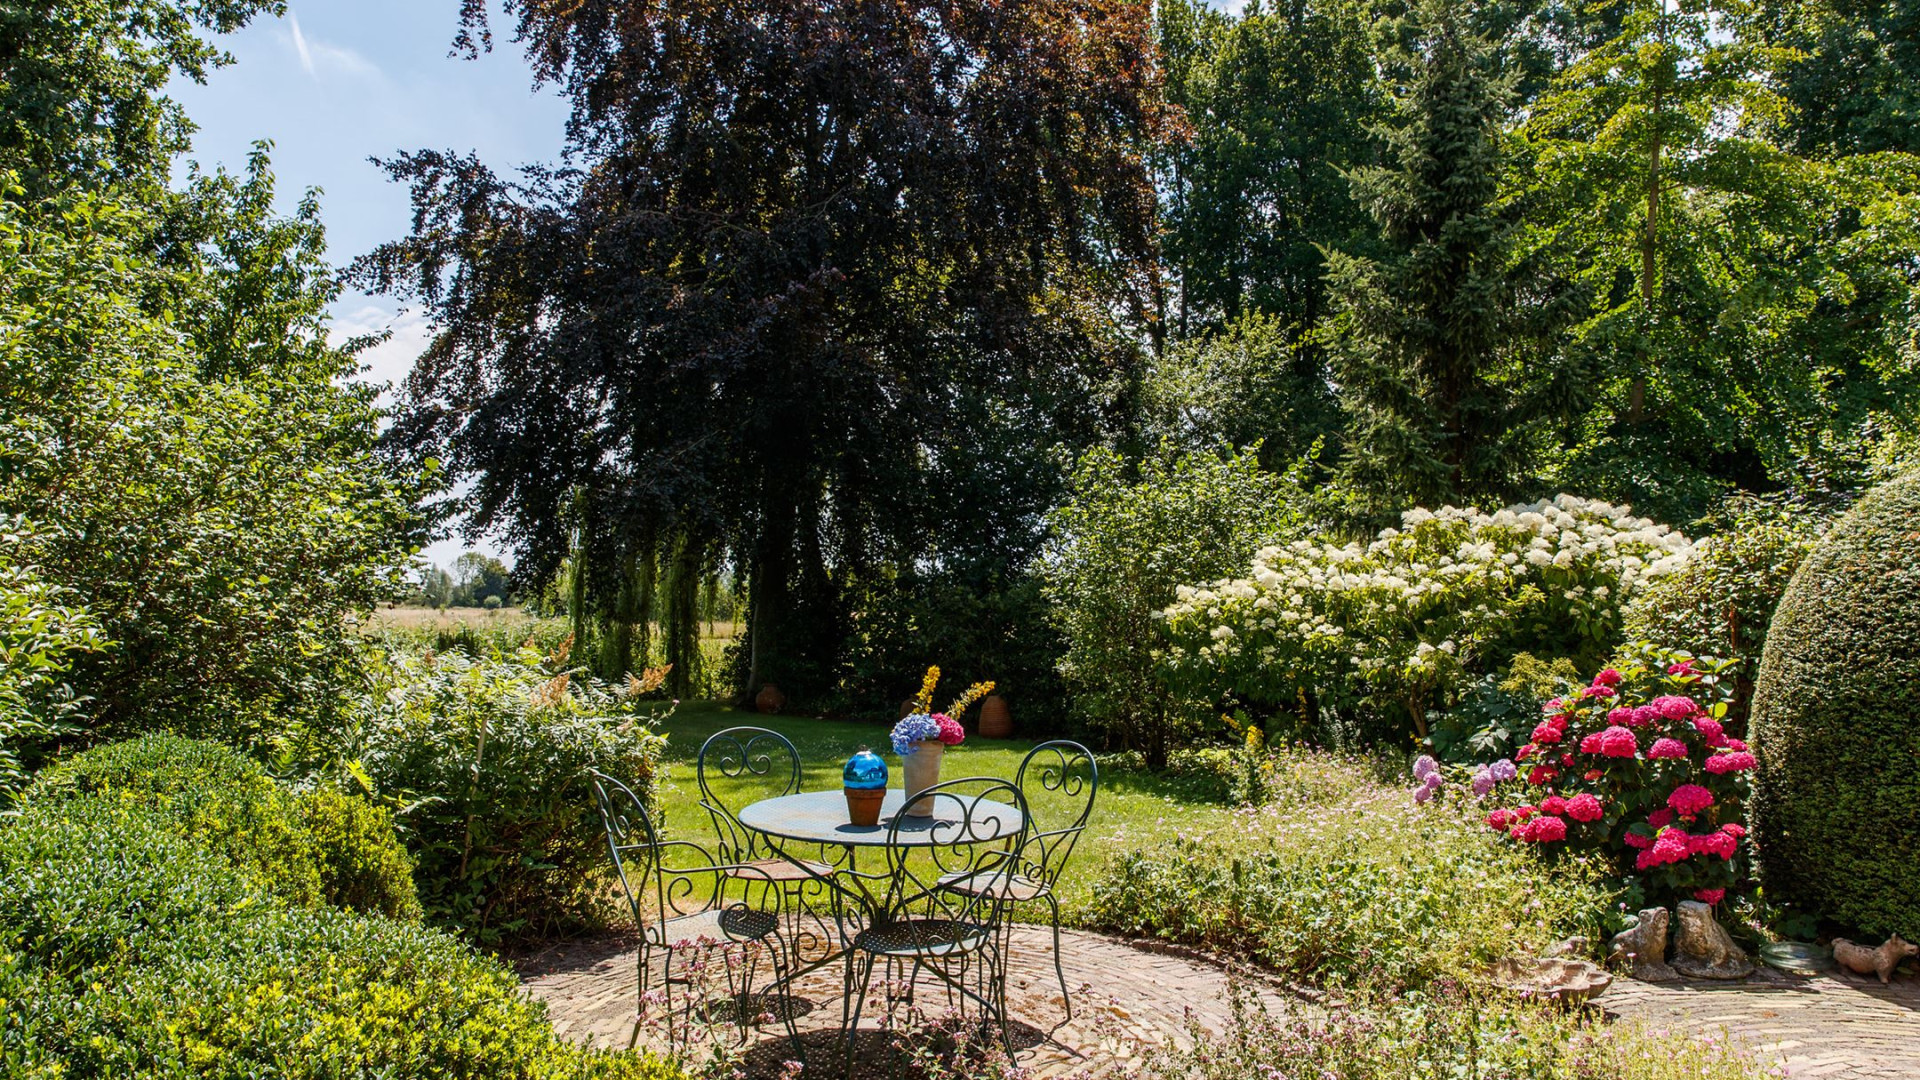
[696,726,834,887]
[843,776,1031,1071]
[936,739,1097,1025]
[587,768,797,1051]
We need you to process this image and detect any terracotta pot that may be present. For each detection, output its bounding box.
[844,787,886,827]
[755,684,786,715]
[978,694,1012,738]
[902,740,945,817]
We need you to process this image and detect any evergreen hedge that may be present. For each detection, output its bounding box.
[1748,472,1920,937]
[0,743,677,1079]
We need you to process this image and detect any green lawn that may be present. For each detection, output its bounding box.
[645,701,1231,915]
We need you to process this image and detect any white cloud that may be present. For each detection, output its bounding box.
[332,297,434,405]
[286,8,382,82]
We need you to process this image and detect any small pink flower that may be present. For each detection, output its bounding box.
[1594,668,1623,687]
[1667,661,1695,677]
[1516,744,1535,761]
[1598,726,1639,759]
[1703,751,1756,774]
[1694,887,1726,904]
[1566,793,1604,822]
[1668,784,1715,817]
[1543,698,1564,713]
[1719,822,1746,838]
[1647,737,1688,760]
[1583,768,1604,781]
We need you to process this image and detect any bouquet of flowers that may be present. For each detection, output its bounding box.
[890,665,994,755]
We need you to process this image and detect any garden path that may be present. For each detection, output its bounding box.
[521,927,1920,1078]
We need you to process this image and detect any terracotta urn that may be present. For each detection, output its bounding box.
[755,684,786,715]
[978,694,1012,738]
[902,740,946,817]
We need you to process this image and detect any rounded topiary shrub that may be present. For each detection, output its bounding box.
[1749,472,1920,937]
[299,788,424,922]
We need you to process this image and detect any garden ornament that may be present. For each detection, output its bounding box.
[1608,907,1677,982]
[1831,935,1917,983]
[1670,900,1753,979]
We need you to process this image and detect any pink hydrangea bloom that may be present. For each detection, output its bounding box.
[1703,750,1756,774]
[1541,795,1570,816]
[1593,668,1624,687]
[1668,784,1715,817]
[1566,793,1604,822]
[1667,661,1695,676]
[1583,684,1617,699]
[1578,732,1604,754]
[1532,722,1564,745]
[1516,744,1534,761]
[1694,887,1726,904]
[1720,822,1746,838]
[1527,765,1559,786]
[1726,737,1748,752]
[1647,830,1692,866]
[933,713,966,746]
[1647,737,1688,760]
[1598,726,1639,759]
[1631,705,1659,726]
[1647,808,1675,828]
[1652,695,1699,720]
[1608,706,1638,725]
[1623,830,1655,850]
[1525,816,1568,842]
[1542,698,1564,713]
[1692,717,1724,741]
[1487,809,1513,832]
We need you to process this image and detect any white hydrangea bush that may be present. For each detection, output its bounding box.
[1158,495,1694,738]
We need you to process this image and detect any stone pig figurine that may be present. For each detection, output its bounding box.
[1831,935,1917,983]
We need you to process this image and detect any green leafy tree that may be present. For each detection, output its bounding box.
[1737,0,1920,157]
[0,188,421,747]
[0,520,107,802]
[1156,0,1383,335]
[1042,445,1302,767]
[1521,0,1920,519]
[1140,311,1344,470]
[1322,0,1588,512]
[0,0,279,198]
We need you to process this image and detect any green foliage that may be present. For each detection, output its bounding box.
[299,787,424,923]
[27,735,421,921]
[1140,312,1343,471]
[0,184,422,749]
[344,645,670,942]
[0,0,278,198]
[1323,0,1586,510]
[1156,0,1381,333]
[1738,0,1920,157]
[0,520,106,802]
[1161,496,1694,743]
[1428,652,1582,763]
[1749,470,1920,938]
[1086,744,1605,989]
[1043,446,1303,766]
[1623,500,1822,712]
[0,790,679,1079]
[1140,981,1776,1080]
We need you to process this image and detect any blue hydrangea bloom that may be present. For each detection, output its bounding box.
[891,713,940,755]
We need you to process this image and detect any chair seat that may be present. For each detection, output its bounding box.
[853,919,990,958]
[936,867,1047,901]
[647,906,778,948]
[726,857,832,883]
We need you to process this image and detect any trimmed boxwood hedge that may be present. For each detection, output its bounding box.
[1748,471,1920,938]
[0,756,678,1078]
[27,734,420,921]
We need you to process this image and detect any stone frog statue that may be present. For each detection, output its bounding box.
[1831,935,1917,983]
[1609,907,1678,982]
[1670,900,1753,979]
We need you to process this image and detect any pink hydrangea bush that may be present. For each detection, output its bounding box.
[1483,647,1753,905]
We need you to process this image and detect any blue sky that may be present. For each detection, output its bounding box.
[171,2,570,565]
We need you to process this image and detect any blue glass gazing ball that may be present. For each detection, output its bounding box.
[843,748,888,790]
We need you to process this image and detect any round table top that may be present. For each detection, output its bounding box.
[737,789,1023,847]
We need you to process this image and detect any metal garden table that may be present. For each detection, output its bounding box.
[735,787,1025,1061]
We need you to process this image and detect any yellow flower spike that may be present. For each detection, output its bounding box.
[944,680,996,717]
[914,665,942,714]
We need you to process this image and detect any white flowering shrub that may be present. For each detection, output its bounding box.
[1158,495,1694,742]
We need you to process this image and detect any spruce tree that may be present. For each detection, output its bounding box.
[1323,0,1583,511]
